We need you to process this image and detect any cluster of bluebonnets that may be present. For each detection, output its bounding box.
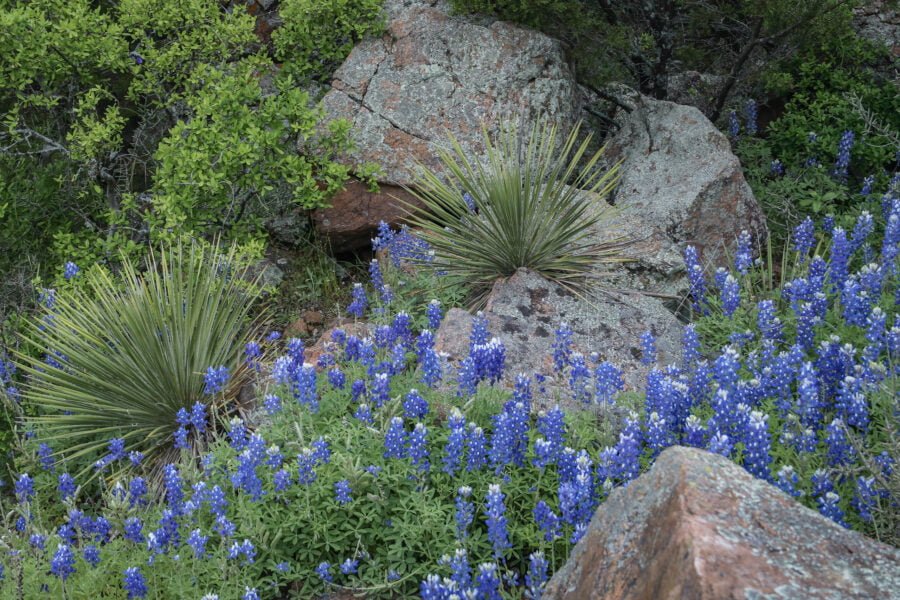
[3,179,899,597]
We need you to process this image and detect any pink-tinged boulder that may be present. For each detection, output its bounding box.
[544,446,900,600]
[586,86,767,296]
[310,181,422,252]
[314,0,583,250]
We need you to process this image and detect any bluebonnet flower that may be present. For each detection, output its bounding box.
[721,274,741,317]
[370,372,390,408]
[853,476,877,523]
[455,486,474,540]
[466,424,488,471]
[272,355,295,385]
[244,341,262,370]
[426,299,443,330]
[756,300,783,343]
[419,347,443,387]
[340,558,359,575]
[273,469,292,492]
[818,491,848,527]
[203,366,229,395]
[593,360,624,405]
[471,338,506,384]
[707,430,733,457]
[369,259,387,299]
[263,394,282,415]
[347,283,368,318]
[243,588,261,600]
[29,533,46,550]
[58,472,76,501]
[124,517,144,544]
[128,477,148,507]
[841,277,871,327]
[463,191,477,213]
[536,405,565,463]
[568,352,591,402]
[408,422,430,473]
[728,110,740,139]
[793,216,816,259]
[533,500,561,541]
[828,227,851,292]
[683,415,706,447]
[735,230,753,274]
[51,543,76,580]
[775,465,801,498]
[826,418,853,466]
[228,539,256,564]
[162,464,184,512]
[286,337,304,363]
[526,551,549,600]
[297,448,318,485]
[457,356,479,397]
[37,442,55,472]
[476,563,502,600]
[442,409,466,476]
[325,366,346,390]
[684,246,708,313]
[645,412,673,458]
[469,311,490,349]
[334,480,353,504]
[294,363,318,412]
[403,388,428,419]
[447,548,472,591]
[354,403,374,424]
[850,211,874,253]
[15,473,34,504]
[63,261,80,280]
[770,158,784,176]
[312,437,330,464]
[189,402,207,434]
[744,99,758,135]
[316,562,333,583]
[384,417,407,459]
[187,528,209,558]
[174,426,189,449]
[552,322,573,372]
[485,484,510,558]
[832,130,854,181]
[123,567,147,598]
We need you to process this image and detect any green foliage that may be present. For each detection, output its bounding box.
[19,241,266,476]
[151,61,354,243]
[273,0,386,80]
[405,120,624,305]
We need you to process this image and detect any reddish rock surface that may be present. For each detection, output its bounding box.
[585,87,767,298]
[311,181,422,252]
[544,446,900,600]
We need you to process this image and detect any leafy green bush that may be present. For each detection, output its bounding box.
[405,121,624,305]
[19,242,266,476]
[273,0,385,80]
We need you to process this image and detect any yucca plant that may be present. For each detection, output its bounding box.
[403,119,626,305]
[18,241,266,478]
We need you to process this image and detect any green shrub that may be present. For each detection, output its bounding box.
[273,0,385,80]
[19,241,266,476]
[405,120,624,305]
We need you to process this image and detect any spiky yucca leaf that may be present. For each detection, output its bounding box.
[19,242,265,477]
[403,120,626,305]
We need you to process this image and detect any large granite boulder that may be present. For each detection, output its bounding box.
[434,268,682,407]
[315,0,583,250]
[544,446,900,600]
[587,87,767,297]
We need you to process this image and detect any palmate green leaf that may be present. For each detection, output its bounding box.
[402,119,628,307]
[18,240,266,479]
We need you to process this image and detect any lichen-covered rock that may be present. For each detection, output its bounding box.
[590,87,767,296]
[314,0,582,249]
[434,268,681,407]
[544,446,900,600]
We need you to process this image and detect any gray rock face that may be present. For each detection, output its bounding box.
[434,268,682,408]
[545,446,900,600]
[853,0,900,55]
[321,0,582,188]
[591,87,767,297]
